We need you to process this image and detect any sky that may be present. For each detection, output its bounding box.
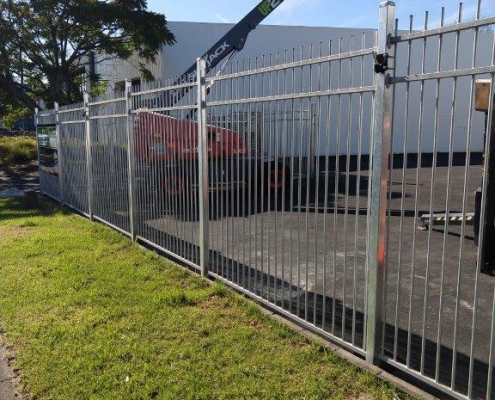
[148,0,495,31]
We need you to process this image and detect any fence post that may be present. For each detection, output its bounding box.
[34,108,39,129]
[197,58,209,277]
[84,92,94,220]
[475,79,495,400]
[54,102,64,204]
[34,107,40,171]
[366,1,395,365]
[125,79,137,239]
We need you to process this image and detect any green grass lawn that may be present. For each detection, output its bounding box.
[0,197,414,400]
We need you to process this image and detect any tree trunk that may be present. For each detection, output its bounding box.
[0,74,39,111]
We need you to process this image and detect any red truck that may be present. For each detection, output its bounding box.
[134,111,289,218]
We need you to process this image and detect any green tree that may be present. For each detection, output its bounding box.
[0,0,175,110]
[0,86,32,128]
[1,103,32,129]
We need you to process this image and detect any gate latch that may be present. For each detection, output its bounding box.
[374,53,389,74]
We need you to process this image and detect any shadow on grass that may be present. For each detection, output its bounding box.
[139,223,493,400]
[0,196,68,222]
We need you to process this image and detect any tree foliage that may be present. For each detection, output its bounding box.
[0,0,175,110]
[1,102,32,129]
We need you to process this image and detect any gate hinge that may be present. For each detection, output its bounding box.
[374,53,389,74]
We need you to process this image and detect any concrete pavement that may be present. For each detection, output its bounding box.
[0,332,18,400]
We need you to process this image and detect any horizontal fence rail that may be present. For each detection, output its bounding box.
[36,2,495,399]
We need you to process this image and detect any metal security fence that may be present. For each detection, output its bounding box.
[131,78,202,267]
[37,109,59,200]
[201,22,378,358]
[35,2,495,399]
[381,3,495,399]
[58,102,88,216]
[89,92,131,234]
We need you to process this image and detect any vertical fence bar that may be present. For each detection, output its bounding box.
[84,93,94,220]
[54,102,64,204]
[366,1,395,364]
[308,102,316,178]
[197,58,209,277]
[34,107,40,176]
[125,80,137,239]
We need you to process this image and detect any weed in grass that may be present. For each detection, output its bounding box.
[155,289,194,307]
[210,282,229,297]
[18,220,38,228]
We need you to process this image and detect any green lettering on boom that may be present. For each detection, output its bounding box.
[258,1,272,16]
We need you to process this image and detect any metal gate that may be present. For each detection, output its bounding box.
[380,2,495,399]
[35,2,495,398]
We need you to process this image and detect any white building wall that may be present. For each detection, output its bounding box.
[161,22,376,79]
[95,52,162,88]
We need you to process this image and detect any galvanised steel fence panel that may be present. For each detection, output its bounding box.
[130,76,203,270]
[36,2,495,398]
[88,92,131,235]
[58,102,89,216]
[382,2,495,399]
[36,108,60,201]
[202,25,379,355]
